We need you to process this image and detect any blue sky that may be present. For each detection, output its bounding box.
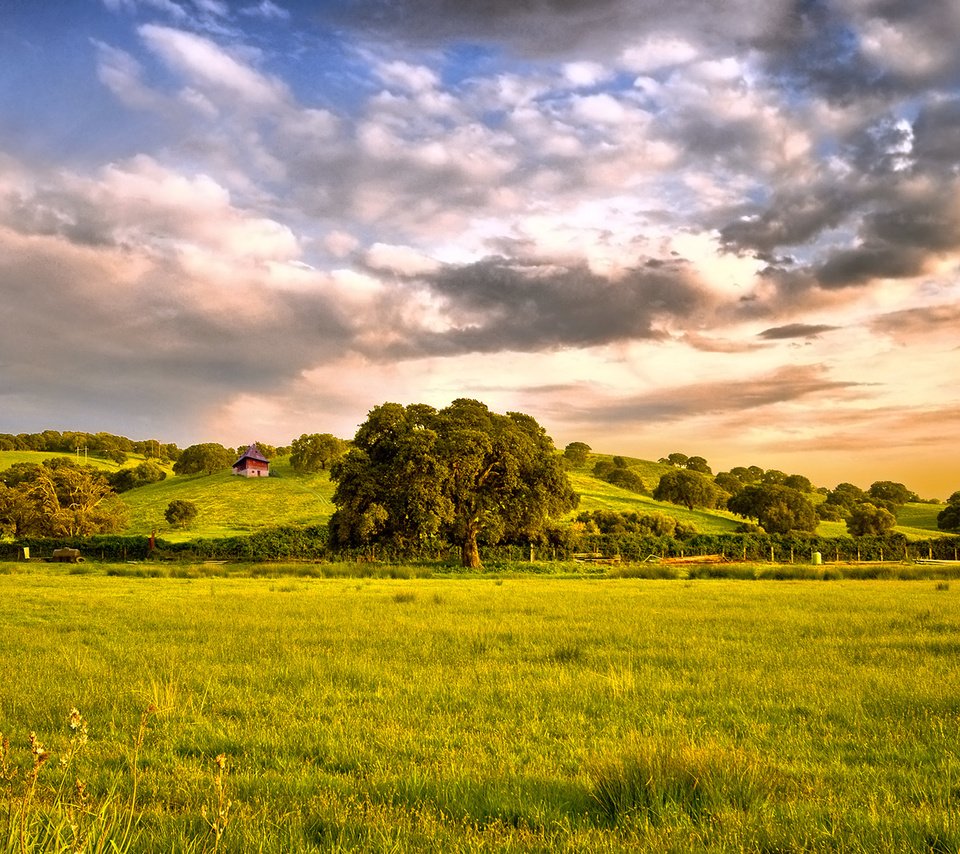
[1,0,959,495]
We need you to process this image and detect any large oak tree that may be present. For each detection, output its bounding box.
[329,399,579,567]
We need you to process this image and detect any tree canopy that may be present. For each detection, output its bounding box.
[290,433,347,473]
[165,499,199,529]
[563,442,591,466]
[846,502,897,536]
[727,483,817,534]
[868,480,916,510]
[0,459,127,537]
[330,399,579,567]
[173,443,234,476]
[937,492,960,531]
[652,469,724,511]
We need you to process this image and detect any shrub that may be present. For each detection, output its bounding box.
[165,500,199,529]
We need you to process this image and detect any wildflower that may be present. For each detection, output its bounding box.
[69,707,89,745]
[28,731,49,762]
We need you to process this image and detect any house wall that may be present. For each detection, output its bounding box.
[233,461,269,477]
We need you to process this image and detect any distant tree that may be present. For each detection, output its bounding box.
[563,442,592,466]
[937,503,960,531]
[575,509,694,538]
[109,461,168,493]
[714,472,744,497]
[653,469,723,511]
[762,469,787,485]
[173,443,233,476]
[729,466,761,483]
[593,460,616,478]
[816,502,847,522]
[165,499,198,529]
[822,482,870,517]
[846,502,897,536]
[660,452,689,468]
[685,455,712,474]
[727,484,817,534]
[868,481,915,509]
[612,455,629,469]
[606,468,648,494]
[290,433,347,473]
[783,474,813,492]
[330,400,578,568]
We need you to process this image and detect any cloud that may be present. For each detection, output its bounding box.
[757,323,840,340]
[567,364,863,423]
[393,255,709,357]
[329,0,791,59]
[869,303,960,343]
[138,24,289,109]
[241,1,289,21]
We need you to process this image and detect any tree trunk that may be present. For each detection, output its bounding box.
[460,527,482,568]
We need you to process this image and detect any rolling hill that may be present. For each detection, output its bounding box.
[0,449,947,542]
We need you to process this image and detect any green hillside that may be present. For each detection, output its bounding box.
[894,502,946,538]
[1,449,949,543]
[0,449,162,474]
[121,456,334,540]
[565,462,743,534]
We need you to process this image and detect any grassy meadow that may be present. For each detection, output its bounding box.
[120,458,336,540]
[1,567,958,852]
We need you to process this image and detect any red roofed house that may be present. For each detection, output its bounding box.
[232,443,270,478]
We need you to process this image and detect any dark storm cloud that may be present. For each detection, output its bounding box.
[719,184,858,257]
[567,364,861,423]
[758,323,839,340]
[754,0,894,103]
[392,255,709,356]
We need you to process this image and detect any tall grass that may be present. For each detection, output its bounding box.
[1,571,958,850]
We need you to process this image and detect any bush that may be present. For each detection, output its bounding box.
[164,500,198,529]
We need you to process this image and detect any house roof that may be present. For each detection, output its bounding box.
[233,443,269,467]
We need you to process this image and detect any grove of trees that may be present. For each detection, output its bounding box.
[727,484,818,534]
[173,443,234,476]
[330,400,578,567]
[0,458,128,537]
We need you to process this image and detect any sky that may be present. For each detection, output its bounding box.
[1,0,959,497]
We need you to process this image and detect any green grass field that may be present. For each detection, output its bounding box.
[1,568,957,852]
[0,450,163,474]
[120,457,335,540]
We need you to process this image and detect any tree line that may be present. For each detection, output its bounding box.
[2,408,959,557]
